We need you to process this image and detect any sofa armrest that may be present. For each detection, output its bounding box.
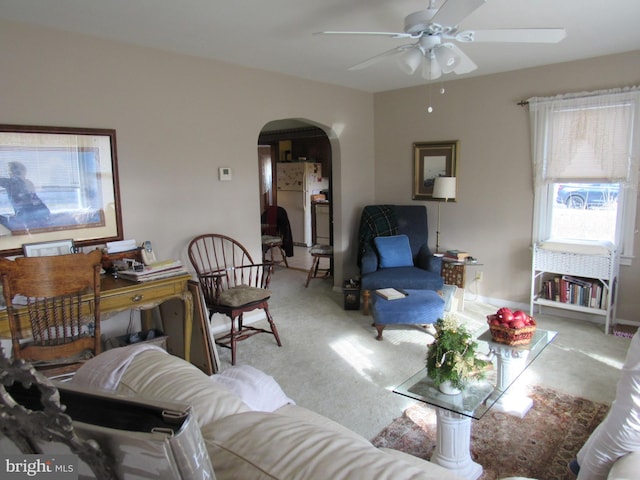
[417,244,442,273]
[361,248,379,275]
[608,450,640,479]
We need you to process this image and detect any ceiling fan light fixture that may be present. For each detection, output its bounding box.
[398,47,423,75]
[421,52,442,80]
[434,44,460,73]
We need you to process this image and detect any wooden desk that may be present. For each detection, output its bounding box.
[0,273,194,362]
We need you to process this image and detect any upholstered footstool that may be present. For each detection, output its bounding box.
[371,289,445,341]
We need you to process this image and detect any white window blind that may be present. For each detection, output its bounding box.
[547,103,633,182]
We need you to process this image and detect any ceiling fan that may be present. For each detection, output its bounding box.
[316,0,566,80]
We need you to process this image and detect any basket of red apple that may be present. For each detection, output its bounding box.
[486,307,536,346]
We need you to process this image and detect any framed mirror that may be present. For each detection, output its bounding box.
[0,124,123,256]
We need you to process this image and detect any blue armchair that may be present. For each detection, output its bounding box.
[358,205,443,314]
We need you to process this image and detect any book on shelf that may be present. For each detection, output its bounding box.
[444,250,471,261]
[375,288,407,300]
[540,274,607,310]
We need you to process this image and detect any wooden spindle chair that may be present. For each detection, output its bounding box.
[188,234,282,365]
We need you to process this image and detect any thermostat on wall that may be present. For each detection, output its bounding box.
[219,167,232,181]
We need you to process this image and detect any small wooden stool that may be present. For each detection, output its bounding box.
[262,235,288,268]
[305,244,333,287]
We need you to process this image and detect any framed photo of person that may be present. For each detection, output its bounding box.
[0,124,123,256]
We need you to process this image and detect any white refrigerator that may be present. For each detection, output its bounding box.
[277,162,328,247]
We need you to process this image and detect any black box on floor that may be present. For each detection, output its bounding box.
[343,279,360,310]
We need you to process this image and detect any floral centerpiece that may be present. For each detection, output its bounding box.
[426,317,490,393]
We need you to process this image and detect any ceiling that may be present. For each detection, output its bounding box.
[1,0,640,93]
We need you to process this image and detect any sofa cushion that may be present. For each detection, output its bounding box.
[361,266,444,292]
[117,350,251,427]
[375,234,414,268]
[202,411,462,480]
[607,451,640,479]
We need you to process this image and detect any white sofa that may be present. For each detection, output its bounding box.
[83,349,639,480]
[607,452,640,479]
[113,349,463,480]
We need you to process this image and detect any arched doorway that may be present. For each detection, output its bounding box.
[258,119,332,271]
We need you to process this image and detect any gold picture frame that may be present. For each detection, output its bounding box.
[413,140,459,201]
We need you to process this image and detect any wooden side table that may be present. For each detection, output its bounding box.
[441,259,467,288]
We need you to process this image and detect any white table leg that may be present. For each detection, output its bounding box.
[488,348,533,418]
[430,408,483,480]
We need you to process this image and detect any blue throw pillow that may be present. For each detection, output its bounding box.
[374,234,413,268]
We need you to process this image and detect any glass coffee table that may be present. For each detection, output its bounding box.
[393,328,557,480]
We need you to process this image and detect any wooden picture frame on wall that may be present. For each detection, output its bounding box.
[0,124,123,256]
[412,140,459,200]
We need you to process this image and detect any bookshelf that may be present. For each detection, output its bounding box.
[530,243,619,334]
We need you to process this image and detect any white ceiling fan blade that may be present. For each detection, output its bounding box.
[348,44,415,71]
[314,31,414,39]
[431,0,486,27]
[457,28,567,43]
[447,44,478,74]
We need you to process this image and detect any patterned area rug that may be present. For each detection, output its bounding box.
[372,385,609,480]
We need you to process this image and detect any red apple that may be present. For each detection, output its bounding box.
[496,307,514,323]
[513,310,527,323]
[511,320,525,329]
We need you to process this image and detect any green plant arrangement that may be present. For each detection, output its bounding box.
[426,317,490,391]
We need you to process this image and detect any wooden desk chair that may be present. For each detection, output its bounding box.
[0,249,103,379]
[188,234,282,365]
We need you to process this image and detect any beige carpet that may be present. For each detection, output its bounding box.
[372,385,610,480]
[215,267,631,441]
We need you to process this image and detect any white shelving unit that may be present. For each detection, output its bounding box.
[530,243,619,334]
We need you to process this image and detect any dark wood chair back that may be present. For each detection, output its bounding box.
[187,234,281,365]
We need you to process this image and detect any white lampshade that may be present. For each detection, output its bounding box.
[432,177,457,201]
[434,44,460,74]
[398,47,423,75]
[421,52,442,80]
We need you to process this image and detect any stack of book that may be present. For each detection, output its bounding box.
[444,250,471,261]
[117,260,189,282]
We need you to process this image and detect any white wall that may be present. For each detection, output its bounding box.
[0,18,376,289]
[374,50,640,322]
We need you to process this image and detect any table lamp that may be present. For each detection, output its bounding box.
[432,176,457,253]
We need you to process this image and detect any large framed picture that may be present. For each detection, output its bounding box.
[413,140,459,200]
[0,124,123,256]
